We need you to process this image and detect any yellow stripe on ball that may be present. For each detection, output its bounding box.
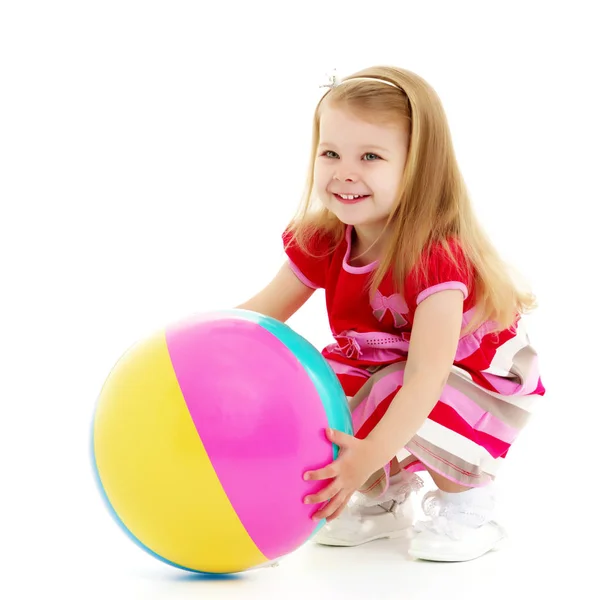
[93,331,267,573]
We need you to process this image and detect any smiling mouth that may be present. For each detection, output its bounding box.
[333,193,370,204]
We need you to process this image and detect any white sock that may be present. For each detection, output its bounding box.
[439,484,494,504]
[437,485,495,527]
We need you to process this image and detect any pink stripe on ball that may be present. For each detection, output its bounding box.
[165,313,333,560]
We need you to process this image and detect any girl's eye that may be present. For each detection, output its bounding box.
[321,151,381,160]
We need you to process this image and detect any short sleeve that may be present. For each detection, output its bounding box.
[282,228,332,290]
[404,238,473,310]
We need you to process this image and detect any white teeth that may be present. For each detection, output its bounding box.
[339,194,363,200]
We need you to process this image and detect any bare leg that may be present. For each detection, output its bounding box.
[391,453,471,491]
[390,456,470,493]
[425,467,471,493]
[364,457,472,497]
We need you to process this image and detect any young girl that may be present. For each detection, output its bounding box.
[237,65,544,562]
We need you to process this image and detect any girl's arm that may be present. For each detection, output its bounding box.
[365,289,465,465]
[236,262,315,323]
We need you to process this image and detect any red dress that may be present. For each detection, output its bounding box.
[283,225,545,492]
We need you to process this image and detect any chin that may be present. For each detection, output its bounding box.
[329,209,382,228]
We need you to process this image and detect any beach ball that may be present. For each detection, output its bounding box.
[91,309,352,574]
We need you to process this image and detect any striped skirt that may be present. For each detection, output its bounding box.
[327,359,542,498]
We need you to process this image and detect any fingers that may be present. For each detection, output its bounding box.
[303,460,340,482]
[311,491,352,522]
[304,479,342,505]
[326,428,356,447]
[302,429,357,481]
[325,494,353,521]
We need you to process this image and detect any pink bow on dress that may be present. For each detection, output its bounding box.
[370,290,408,328]
[333,335,363,359]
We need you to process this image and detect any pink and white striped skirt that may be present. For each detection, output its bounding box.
[327,359,542,498]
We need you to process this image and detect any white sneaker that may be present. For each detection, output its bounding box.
[408,488,506,562]
[312,471,423,547]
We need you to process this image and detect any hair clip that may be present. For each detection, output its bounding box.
[320,69,339,89]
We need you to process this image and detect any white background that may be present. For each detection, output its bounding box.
[1,1,598,598]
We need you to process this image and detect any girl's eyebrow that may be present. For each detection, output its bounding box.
[318,142,391,153]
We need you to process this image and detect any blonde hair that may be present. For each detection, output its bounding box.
[286,66,536,334]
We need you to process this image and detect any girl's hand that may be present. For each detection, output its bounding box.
[303,428,383,522]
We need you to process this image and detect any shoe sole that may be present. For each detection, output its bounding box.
[407,535,505,562]
[314,528,408,547]
[313,516,414,547]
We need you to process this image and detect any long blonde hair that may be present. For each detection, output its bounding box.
[287,66,536,334]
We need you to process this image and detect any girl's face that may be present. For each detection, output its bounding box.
[314,105,409,232]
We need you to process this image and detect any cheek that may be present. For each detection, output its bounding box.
[388,161,406,189]
[313,163,330,191]
[370,166,399,194]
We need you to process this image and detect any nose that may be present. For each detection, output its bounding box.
[333,162,358,183]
